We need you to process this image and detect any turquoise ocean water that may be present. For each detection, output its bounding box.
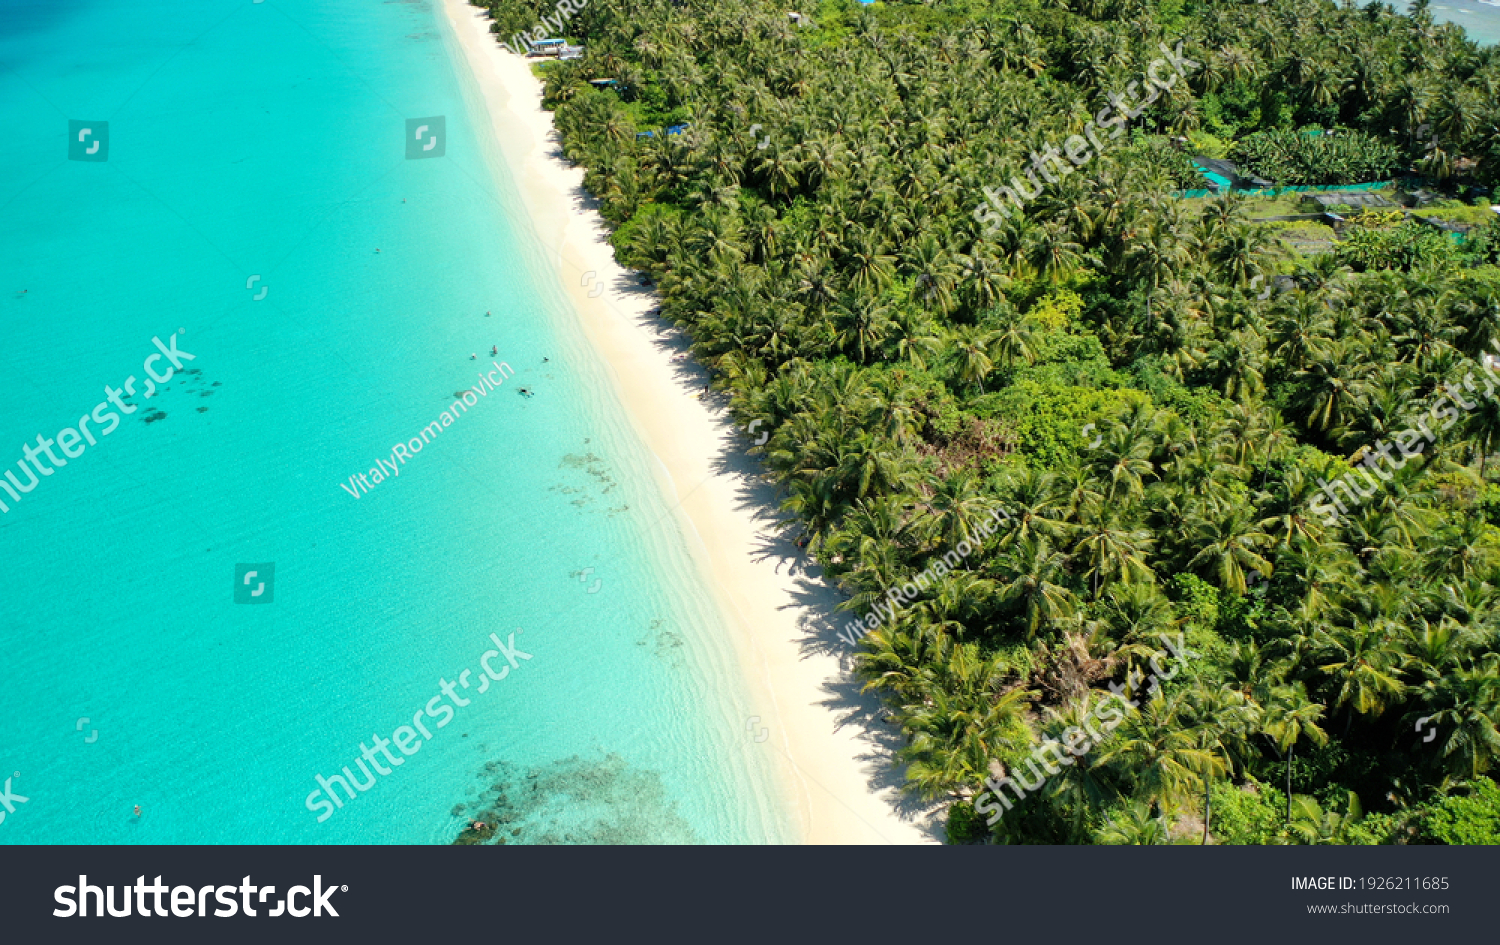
[0,0,790,844]
[1398,0,1500,45]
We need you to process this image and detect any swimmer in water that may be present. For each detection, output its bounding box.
[471,353,477,360]
[133,805,141,817]
[486,310,491,316]
[491,346,498,356]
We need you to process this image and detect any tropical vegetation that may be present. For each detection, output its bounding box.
[470,0,1500,843]
[1229,129,1400,185]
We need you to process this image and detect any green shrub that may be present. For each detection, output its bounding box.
[1422,779,1500,844]
[1334,221,1461,272]
[1210,780,1284,844]
[1188,130,1230,159]
[946,799,988,844]
[1169,572,1220,632]
[1025,289,1085,330]
[1477,484,1500,527]
[973,380,1148,468]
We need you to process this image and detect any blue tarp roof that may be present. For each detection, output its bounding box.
[636,124,690,138]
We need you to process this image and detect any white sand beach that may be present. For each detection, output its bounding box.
[439,0,939,844]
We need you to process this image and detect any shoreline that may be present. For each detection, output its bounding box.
[437,0,939,844]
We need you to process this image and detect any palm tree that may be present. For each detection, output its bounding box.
[984,300,1037,369]
[1201,330,1266,402]
[1097,582,1177,649]
[1094,800,1170,844]
[922,468,1002,551]
[1184,682,1260,843]
[1207,224,1279,288]
[835,432,909,502]
[994,535,1079,638]
[1023,219,1092,282]
[834,302,896,365]
[1462,383,1500,477]
[887,310,943,369]
[1027,692,1120,839]
[890,642,1033,799]
[755,144,802,201]
[1283,792,1363,845]
[957,245,1012,312]
[1098,690,1227,815]
[1123,211,1196,295]
[994,466,1070,548]
[1291,342,1369,438]
[1185,506,1275,594]
[905,234,959,315]
[1413,658,1500,779]
[1261,683,1329,824]
[952,326,999,392]
[1422,518,1500,584]
[1090,419,1157,503]
[1315,624,1408,723]
[1072,505,1156,595]
[845,229,898,298]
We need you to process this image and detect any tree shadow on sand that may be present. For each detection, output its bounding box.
[542,124,945,843]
